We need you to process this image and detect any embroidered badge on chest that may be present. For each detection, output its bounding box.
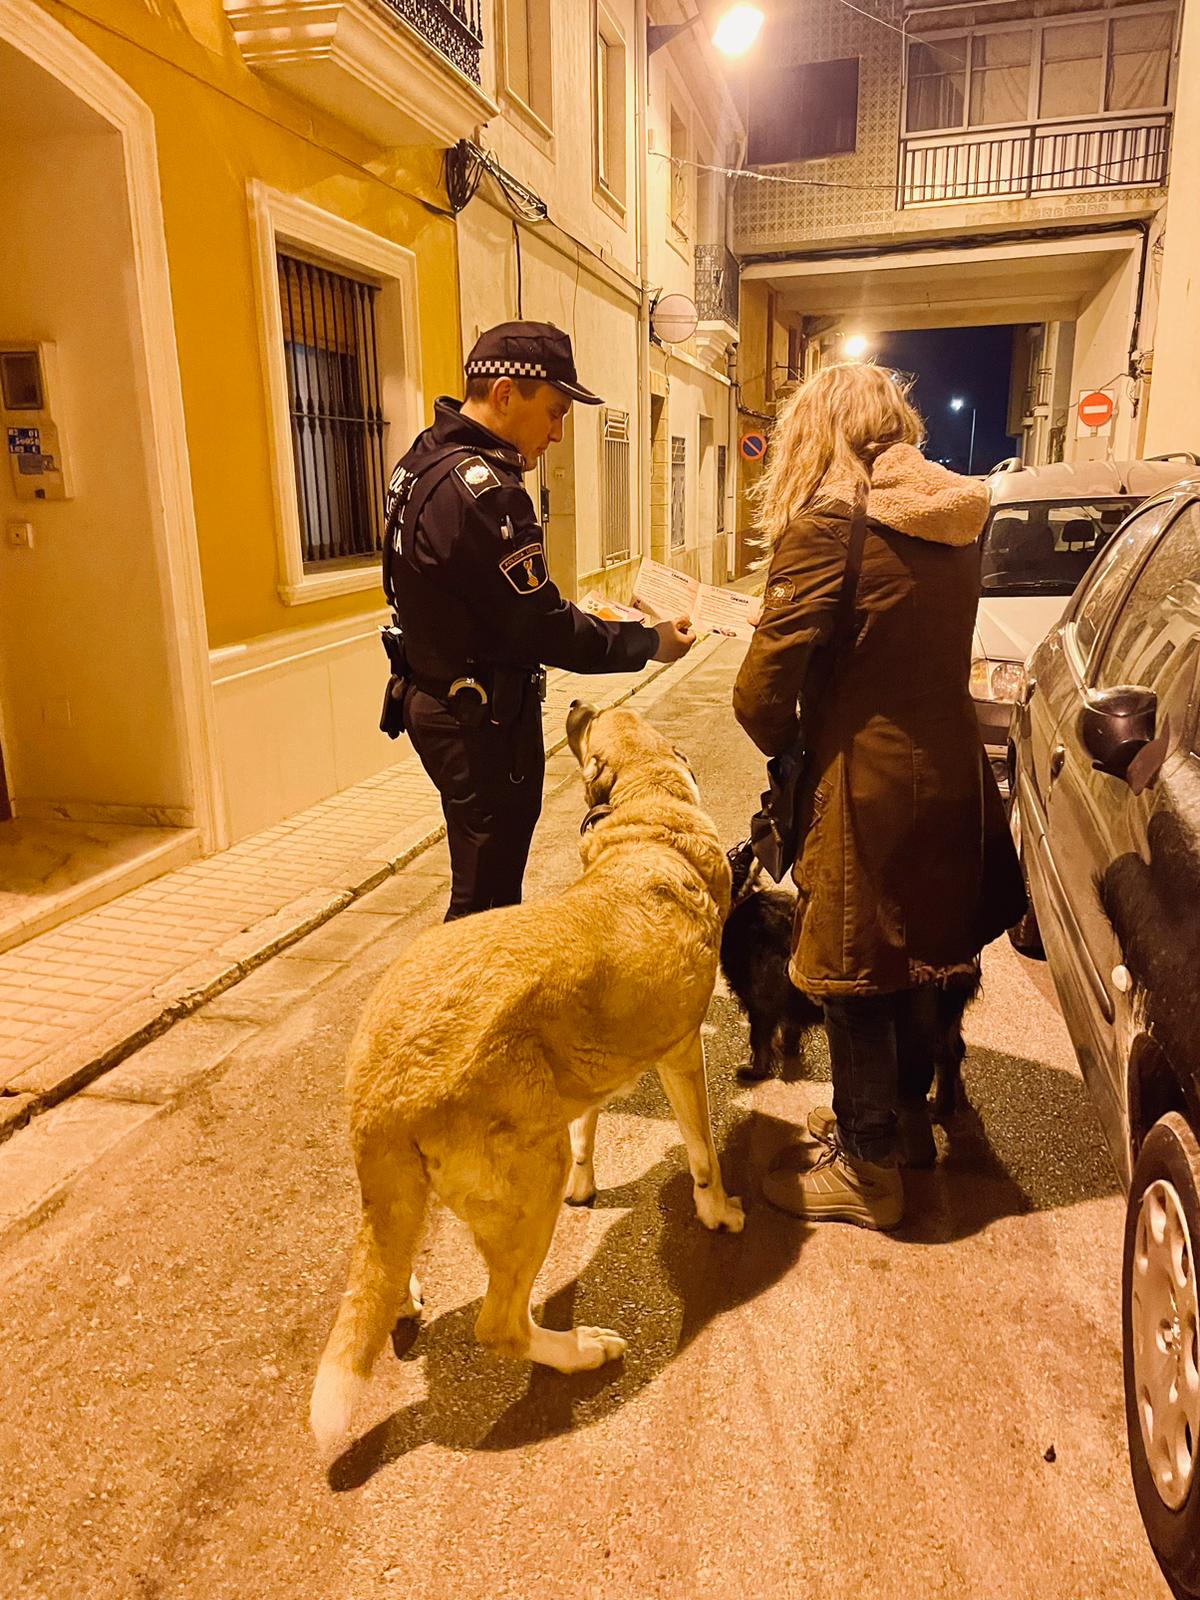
[500,542,549,594]
[454,456,502,497]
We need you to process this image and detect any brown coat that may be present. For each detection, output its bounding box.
[732,445,1026,997]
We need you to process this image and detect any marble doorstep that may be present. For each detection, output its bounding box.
[0,819,201,956]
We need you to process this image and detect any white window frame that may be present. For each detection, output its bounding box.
[594,2,628,215]
[668,101,692,248]
[500,0,555,144]
[249,183,423,606]
[903,2,1177,137]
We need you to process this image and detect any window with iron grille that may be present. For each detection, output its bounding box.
[716,444,727,534]
[670,435,686,549]
[277,252,388,568]
[601,407,631,565]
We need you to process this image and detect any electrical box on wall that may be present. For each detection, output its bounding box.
[1,342,73,501]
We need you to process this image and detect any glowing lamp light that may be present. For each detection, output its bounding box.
[843,333,871,360]
[711,4,766,57]
[949,396,966,411]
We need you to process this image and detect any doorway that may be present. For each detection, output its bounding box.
[699,415,715,583]
[649,393,668,562]
[0,15,208,950]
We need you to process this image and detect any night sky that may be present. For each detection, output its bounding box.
[873,325,1019,475]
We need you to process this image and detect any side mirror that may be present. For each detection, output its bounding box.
[1080,685,1157,781]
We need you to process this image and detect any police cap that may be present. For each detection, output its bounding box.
[464,321,603,406]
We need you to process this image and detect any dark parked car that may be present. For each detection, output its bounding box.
[1008,477,1200,1598]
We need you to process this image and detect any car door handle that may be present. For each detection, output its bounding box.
[1049,744,1065,781]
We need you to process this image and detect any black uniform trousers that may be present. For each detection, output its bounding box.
[403,684,546,921]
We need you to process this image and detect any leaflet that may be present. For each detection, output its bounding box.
[577,590,653,625]
[631,558,761,640]
[692,583,762,639]
[630,558,700,624]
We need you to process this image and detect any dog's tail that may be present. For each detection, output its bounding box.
[310,1135,428,1457]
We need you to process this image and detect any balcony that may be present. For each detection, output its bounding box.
[696,243,739,326]
[900,113,1171,209]
[694,243,739,363]
[225,0,496,147]
[393,0,484,84]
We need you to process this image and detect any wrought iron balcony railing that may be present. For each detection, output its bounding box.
[695,243,739,327]
[900,112,1171,208]
[388,0,483,85]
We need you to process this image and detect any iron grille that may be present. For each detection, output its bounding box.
[389,0,484,84]
[670,435,686,550]
[601,408,631,566]
[694,243,739,327]
[277,253,388,568]
[716,444,727,534]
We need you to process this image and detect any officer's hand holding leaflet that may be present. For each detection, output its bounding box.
[652,616,696,663]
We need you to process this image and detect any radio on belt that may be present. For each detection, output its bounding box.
[2,343,73,501]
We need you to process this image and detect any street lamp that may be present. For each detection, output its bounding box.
[842,333,872,361]
[648,3,765,57]
[950,395,977,475]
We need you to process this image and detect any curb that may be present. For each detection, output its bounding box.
[1,633,731,1136]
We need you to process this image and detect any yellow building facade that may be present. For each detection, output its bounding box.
[0,0,471,883]
[0,0,742,945]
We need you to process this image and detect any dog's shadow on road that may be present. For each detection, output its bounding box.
[328,1102,807,1490]
[329,1013,1120,1490]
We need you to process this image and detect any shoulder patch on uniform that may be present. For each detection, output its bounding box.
[454,455,503,498]
[765,577,796,606]
[500,542,549,594]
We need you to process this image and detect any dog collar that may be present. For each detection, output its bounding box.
[580,803,614,835]
[729,857,765,909]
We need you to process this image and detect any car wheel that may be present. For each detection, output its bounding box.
[1006,786,1044,959]
[1123,1112,1200,1600]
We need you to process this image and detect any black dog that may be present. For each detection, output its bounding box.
[719,844,979,1116]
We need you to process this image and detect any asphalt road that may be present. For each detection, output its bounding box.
[0,642,1169,1599]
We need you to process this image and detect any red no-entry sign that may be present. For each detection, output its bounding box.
[1078,390,1115,430]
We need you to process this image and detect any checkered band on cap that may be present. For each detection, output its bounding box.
[466,359,551,379]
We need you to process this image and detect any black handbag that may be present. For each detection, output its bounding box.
[748,499,869,883]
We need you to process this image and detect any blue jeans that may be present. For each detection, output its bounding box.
[824,987,941,1164]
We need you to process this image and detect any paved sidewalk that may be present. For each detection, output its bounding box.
[0,635,729,1141]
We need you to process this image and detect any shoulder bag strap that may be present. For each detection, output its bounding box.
[829,496,868,651]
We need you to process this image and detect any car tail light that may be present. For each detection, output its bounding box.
[971,657,1023,704]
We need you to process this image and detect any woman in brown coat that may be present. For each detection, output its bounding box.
[732,364,1025,1229]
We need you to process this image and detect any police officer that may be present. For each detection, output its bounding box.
[382,321,694,921]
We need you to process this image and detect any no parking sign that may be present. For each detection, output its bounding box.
[740,432,767,462]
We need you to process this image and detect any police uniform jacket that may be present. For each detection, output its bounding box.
[386,399,657,680]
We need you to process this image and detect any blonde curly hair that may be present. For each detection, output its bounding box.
[750,364,925,546]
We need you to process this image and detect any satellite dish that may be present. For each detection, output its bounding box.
[651,293,699,345]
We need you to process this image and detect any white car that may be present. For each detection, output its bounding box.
[971,457,1199,786]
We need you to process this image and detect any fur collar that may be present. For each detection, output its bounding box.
[867,443,990,546]
[820,444,989,547]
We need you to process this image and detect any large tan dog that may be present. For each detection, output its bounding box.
[310,702,742,1454]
